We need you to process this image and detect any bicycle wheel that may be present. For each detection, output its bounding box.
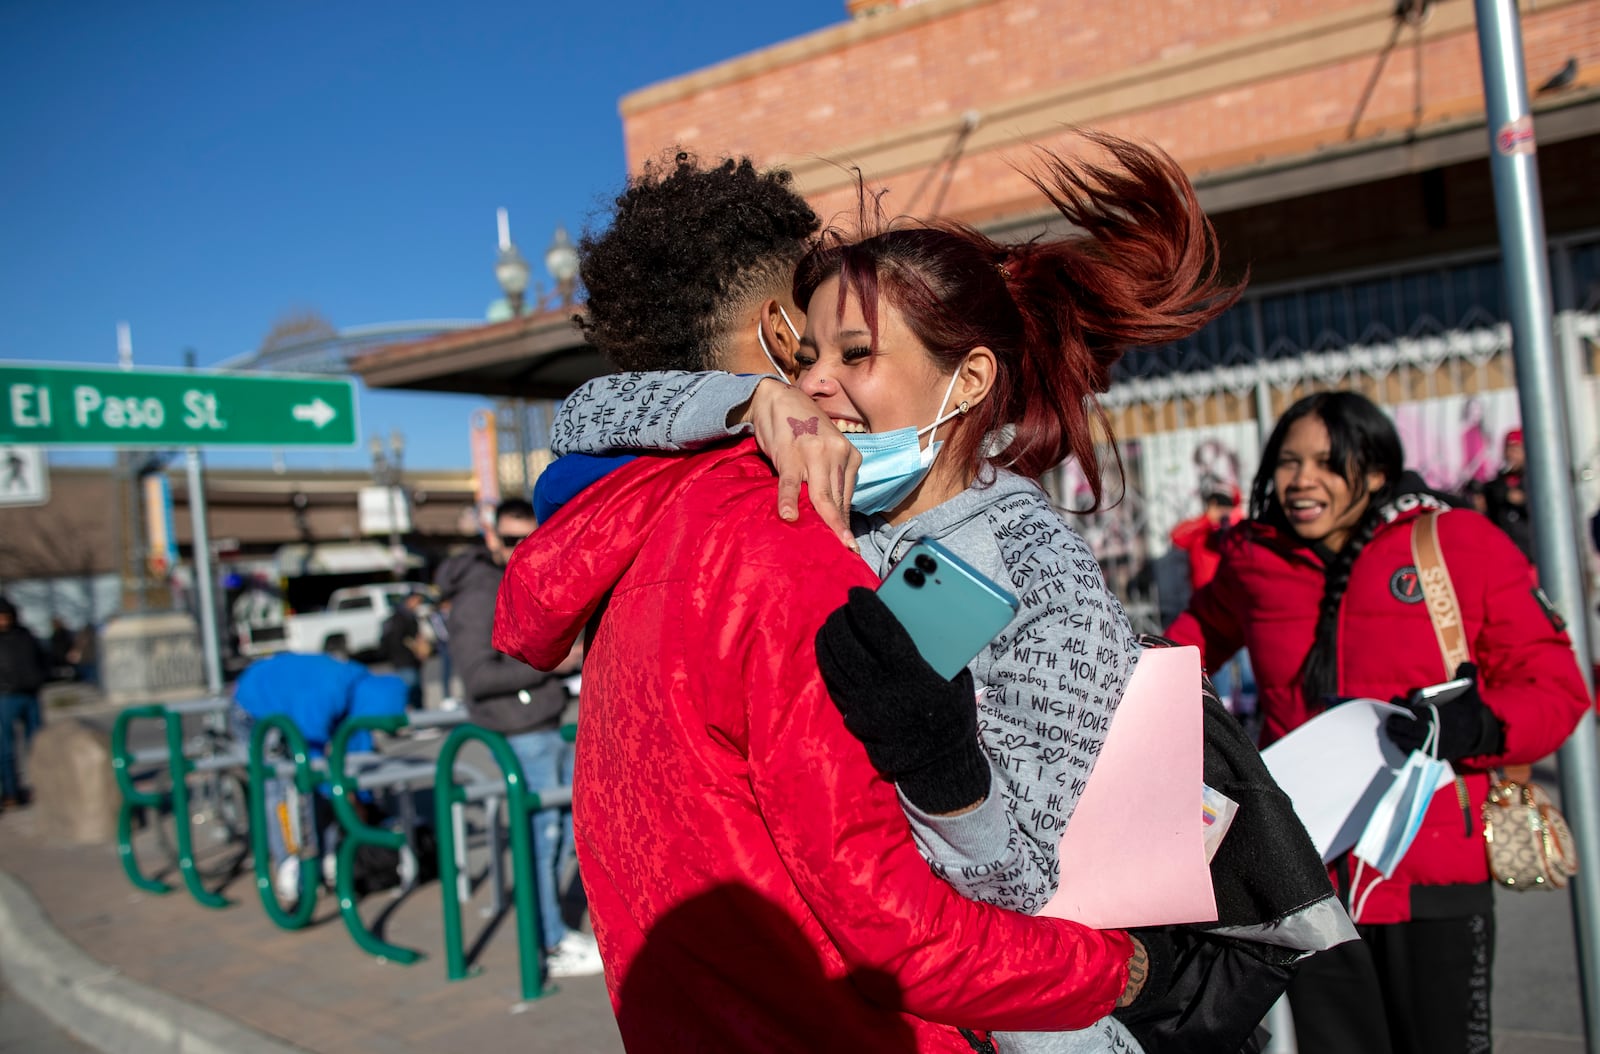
[154,770,252,881]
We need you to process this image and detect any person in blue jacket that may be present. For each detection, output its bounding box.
[232,650,409,895]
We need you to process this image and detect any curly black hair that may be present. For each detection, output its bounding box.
[576,150,820,372]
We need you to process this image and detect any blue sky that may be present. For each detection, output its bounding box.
[0,1,846,470]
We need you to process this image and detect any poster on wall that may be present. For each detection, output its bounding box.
[1059,419,1261,565]
[1391,387,1525,493]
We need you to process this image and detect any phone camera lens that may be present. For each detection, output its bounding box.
[903,568,926,588]
[915,554,938,574]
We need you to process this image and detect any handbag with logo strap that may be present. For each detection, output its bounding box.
[1412,510,1579,891]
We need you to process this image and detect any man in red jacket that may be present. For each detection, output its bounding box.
[1169,483,1241,592]
[495,443,1147,1052]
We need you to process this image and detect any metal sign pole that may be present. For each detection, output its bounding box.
[1473,2,1600,1049]
[185,448,223,697]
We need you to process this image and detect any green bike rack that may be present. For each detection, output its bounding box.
[246,715,321,930]
[433,725,548,1001]
[111,706,172,895]
[326,714,423,965]
[109,705,229,908]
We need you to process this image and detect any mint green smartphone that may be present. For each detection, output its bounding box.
[876,537,1020,680]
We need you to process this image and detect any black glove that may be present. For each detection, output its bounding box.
[814,587,990,814]
[1384,662,1506,761]
[1114,928,1294,1054]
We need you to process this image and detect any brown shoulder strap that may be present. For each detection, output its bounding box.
[1411,510,1471,675]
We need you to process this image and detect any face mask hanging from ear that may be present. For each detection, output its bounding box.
[846,366,967,516]
[755,305,802,380]
[1352,704,1454,879]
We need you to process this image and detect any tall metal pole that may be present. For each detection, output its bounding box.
[1473,3,1600,1048]
[185,449,223,697]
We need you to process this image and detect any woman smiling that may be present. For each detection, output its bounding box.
[1167,390,1588,1054]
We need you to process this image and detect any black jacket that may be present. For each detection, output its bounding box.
[1484,471,1534,559]
[0,626,45,696]
[380,607,424,670]
[434,546,568,736]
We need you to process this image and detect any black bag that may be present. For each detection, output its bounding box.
[349,825,438,897]
[1115,929,1291,1054]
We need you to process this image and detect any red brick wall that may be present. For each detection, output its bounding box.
[620,0,1600,228]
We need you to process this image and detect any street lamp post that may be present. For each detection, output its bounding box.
[494,207,531,318]
[369,430,406,579]
[545,225,579,307]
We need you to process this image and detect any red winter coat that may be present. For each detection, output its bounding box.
[1166,493,1587,924]
[494,441,1133,1052]
[1169,514,1228,590]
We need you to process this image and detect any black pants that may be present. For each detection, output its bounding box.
[1288,914,1493,1054]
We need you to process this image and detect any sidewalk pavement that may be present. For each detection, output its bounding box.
[0,737,1591,1053]
[0,805,625,1054]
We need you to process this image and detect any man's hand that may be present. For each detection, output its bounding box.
[741,379,861,551]
[1116,937,1149,1008]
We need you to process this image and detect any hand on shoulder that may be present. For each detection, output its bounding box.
[744,378,861,551]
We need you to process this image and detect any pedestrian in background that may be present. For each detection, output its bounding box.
[0,596,45,810]
[378,591,429,710]
[1169,484,1241,590]
[1167,390,1588,1054]
[1169,484,1256,722]
[46,616,76,682]
[232,649,411,899]
[1483,427,1534,560]
[425,602,452,702]
[433,497,598,978]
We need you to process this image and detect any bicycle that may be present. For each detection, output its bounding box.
[151,706,253,882]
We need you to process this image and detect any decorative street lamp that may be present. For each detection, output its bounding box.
[494,207,531,318]
[545,225,579,308]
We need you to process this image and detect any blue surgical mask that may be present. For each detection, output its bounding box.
[1353,704,1454,879]
[847,368,966,515]
[755,305,802,380]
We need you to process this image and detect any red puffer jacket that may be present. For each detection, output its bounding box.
[1167,492,1587,924]
[494,441,1133,1052]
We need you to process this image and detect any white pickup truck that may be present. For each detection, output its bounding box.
[283,583,433,659]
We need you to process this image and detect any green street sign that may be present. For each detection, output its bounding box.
[0,363,359,448]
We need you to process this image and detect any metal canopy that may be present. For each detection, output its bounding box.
[349,310,606,400]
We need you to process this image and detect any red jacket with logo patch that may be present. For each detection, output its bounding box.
[1167,494,1586,923]
[493,442,1133,1051]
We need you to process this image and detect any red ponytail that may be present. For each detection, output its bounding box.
[795,131,1242,509]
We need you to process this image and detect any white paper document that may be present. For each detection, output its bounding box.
[1260,699,1455,862]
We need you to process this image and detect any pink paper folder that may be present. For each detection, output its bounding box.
[1038,645,1217,929]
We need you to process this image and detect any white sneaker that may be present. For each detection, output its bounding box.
[544,930,605,978]
[274,857,301,903]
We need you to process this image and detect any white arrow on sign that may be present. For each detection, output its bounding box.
[291,398,337,429]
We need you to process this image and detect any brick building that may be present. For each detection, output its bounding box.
[620,0,1598,274]
[354,0,1600,629]
[614,0,1600,628]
